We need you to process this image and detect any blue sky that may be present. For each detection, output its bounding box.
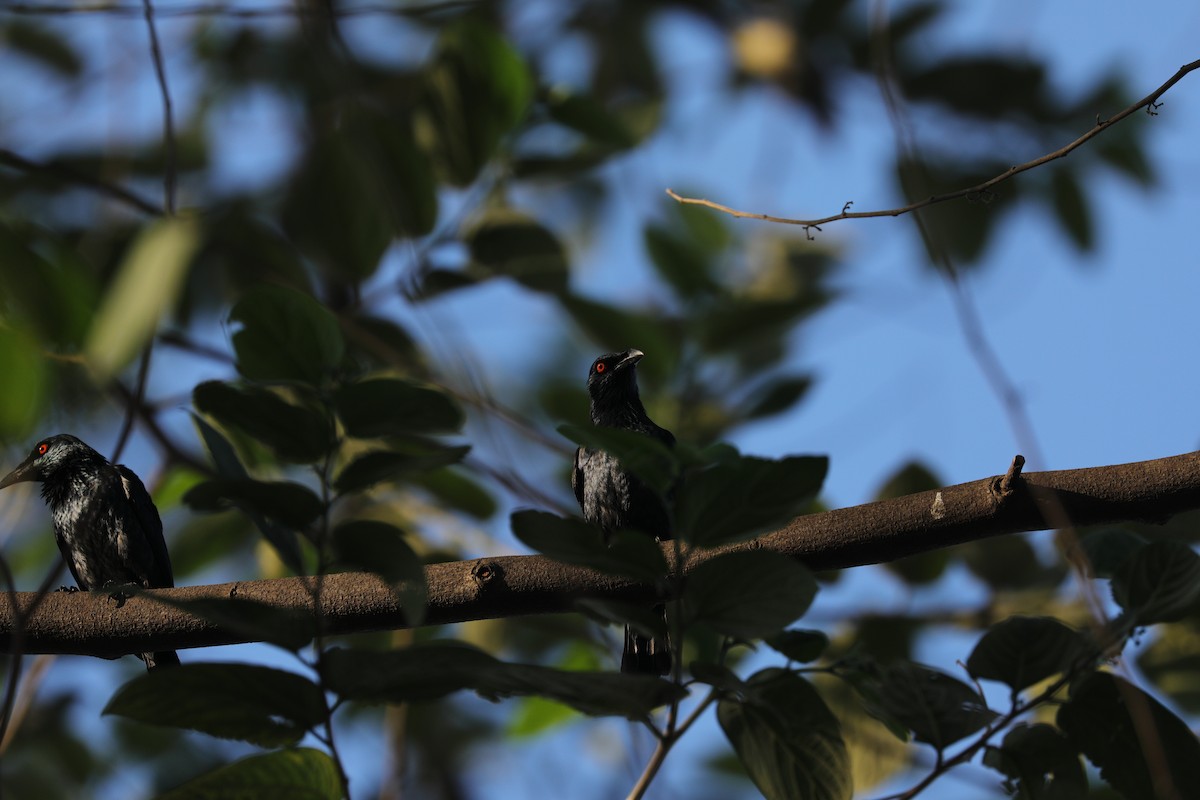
[3,1,1200,798]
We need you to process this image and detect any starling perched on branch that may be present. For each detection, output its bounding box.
[0,434,179,670]
[572,349,675,675]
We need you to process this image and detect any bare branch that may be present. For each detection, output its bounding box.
[666,59,1200,230]
[4,450,1200,658]
[0,148,162,216]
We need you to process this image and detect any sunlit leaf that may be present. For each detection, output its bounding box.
[85,216,200,380]
[156,747,341,800]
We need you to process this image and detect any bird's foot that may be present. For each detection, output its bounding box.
[55,585,80,593]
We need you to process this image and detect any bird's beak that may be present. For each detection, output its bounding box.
[616,349,645,370]
[0,459,37,490]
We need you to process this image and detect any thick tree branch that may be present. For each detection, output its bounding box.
[666,58,1200,232]
[3,451,1200,658]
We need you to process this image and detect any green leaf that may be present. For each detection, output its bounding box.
[1112,539,1200,624]
[4,21,83,77]
[765,629,830,664]
[410,468,496,519]
[575,598,668,639]
[419,19,533,185]
[466,210,569,295]
[333,520,426,625]
[323,643,684,720]
[192,413,248,478]
[230,285,344,386]
[332,378,463,438]
[333,444,471,494]
[873,663,997,750]
[84,216,200,380]
[682,551,816,639]
[558,422,679,499]
[510,510,667,583]
[146,596,315,651]
[1058,671,1200,799]
[643,225,719,300]
[103,664,326,747]
[0,326,47,438]
[156,747,341,800]
[982,723,1087,800]
[194,381,330,463]
[967,616,1091,693]
[1051,169,1094,252]
[1078,527,1147,579]
[744,375,814,420]
[1138,617,1200,716]
[718,669,852,800]
[546,88,637,148]
[676,454,827,547]
[184,478,323,530]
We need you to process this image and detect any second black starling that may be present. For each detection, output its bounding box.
[0,434,179,670]
[572,349,674,675]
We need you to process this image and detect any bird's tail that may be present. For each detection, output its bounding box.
[141,650,180,671]
[621,606,671,675]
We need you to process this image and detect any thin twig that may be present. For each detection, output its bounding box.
[141,0,176,215]
[667,59,1200,231]
[0,0,477,18]
[0,148,161,216]
[111,345,153,463]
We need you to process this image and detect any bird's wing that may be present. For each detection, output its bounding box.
[571,447,587,511]
[116,465,174,589]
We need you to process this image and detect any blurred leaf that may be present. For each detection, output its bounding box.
[875,461,941,500]
[510,510,667,583]
[1059,671,1200,799]
[967,617,1091,693]
[644,225,719,300]
[963,534,1065,590]
[744,375,813,421]
[3,21,83,77]
[193,381,330,463]
[146,596,314,651]
[410,468,496,519]
[192,413,248,479]
[418,19,533,185]
[765,629,830,664]
[676,454,827,547]
[333,520,426,625]
[507,694,578,738]
[0,326,47,438]
[558,422,678,498]
[466,210,569,295]
[903,57,1046,119]
[682,551,816,639]
[0,222,98,347]
[546,88,637,148]
[333,378,463,438]
[184,478,322,530]
[156,747,341,800]
[1077,528,1147,579]
[982,723,1087,799]
[1138,617,1200,715]
[1097,132,1154,187]
[333,444,470,494]
[718,669,852,800]
[1051,169,1094,251]
[104,664,326,747]
[229,285,344,386]
[559,295,678,373]
[873,663,997,750]
[323,643,684,719]
[1111,539,1200,624]
[84,216,200,380]
[897,156,1017,266]
[575,598,668,639]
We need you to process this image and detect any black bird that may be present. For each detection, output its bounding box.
[572,349,674,675]
[0,434,179,670]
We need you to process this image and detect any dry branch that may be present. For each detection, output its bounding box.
[3,450,1200,658]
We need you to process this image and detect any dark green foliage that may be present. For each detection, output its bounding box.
[983,723,1088,799]
[681,551,817,639]
[104,665,327,747]
[1059,672,1200,799]
[718,669,852,800]
[194,381,330,463]
[511,509,668,583]
[1111,540,1200,624]
[332,378,463,438]
[155,748,342,800]
[229,286,344,386]
[871,663,997,749]
[968,617,1092,693]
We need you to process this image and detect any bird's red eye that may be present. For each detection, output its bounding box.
[37,443,48,456]
[595,362,606,373]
